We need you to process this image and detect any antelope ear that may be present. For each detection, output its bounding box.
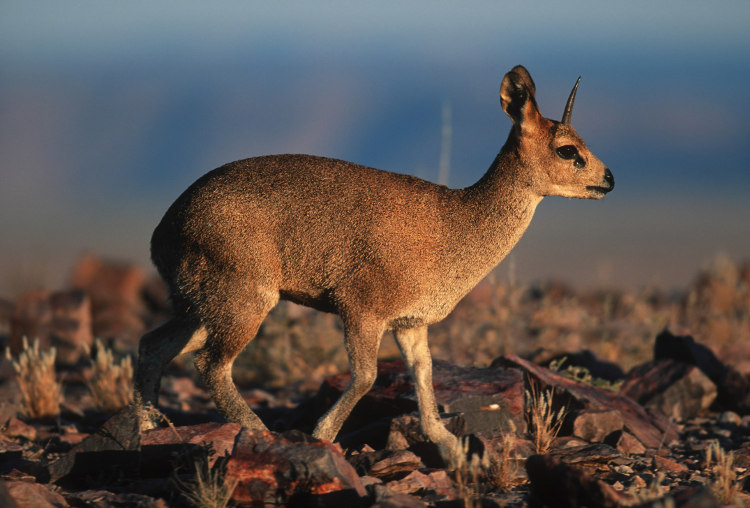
[500,65,543,130]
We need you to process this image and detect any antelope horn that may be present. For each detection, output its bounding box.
[561,76,581,125]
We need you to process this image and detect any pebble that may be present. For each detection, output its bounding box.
[718,411,742,426]
[687,472,709,484]
[614,465,634,475]
[629,475,647,489]
[713,428,732,439]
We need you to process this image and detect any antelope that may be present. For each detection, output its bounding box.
[133,65,614,466]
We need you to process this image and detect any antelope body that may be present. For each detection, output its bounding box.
[134,65,614,466]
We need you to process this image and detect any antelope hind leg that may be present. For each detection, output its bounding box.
[134,317,206,430]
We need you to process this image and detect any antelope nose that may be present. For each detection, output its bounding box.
[603,168,614,190]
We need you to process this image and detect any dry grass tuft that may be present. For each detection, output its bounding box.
[87,338,133,413]
[628,471,669,505]
[5,337,62,420]
[526,382,567,454]
[173,450,238,508]
[487,420,519,492]
[452,437,490,508]
[706,440,741,505]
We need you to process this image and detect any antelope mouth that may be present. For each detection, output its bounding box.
[588,168,615,196]
[586,185,613,198]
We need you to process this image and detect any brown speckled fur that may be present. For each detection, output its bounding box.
[134,65,614,467]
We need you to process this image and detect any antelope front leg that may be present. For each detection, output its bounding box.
[394,326,460,468]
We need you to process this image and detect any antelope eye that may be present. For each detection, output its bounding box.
[556,145,578,160]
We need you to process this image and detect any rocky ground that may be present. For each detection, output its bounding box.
[0,255,749,507]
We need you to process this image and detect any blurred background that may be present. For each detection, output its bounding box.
[1,1,749,297]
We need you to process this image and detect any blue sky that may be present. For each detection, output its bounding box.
[1,1,749,294]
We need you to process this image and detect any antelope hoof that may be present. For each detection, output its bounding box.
[436,434,463,470]
[135,404,160,432]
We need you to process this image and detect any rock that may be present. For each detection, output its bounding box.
[621,359,717,420]
[70,255,147,312]
[58,433,88,447]
[384,469,456,499]
[615,431,646,455]
[142,421,241,453]
[141,422,242,476]
[496,354,678,449]
[572,409,623,443]
[0,442,24,463]
[546,443,622,466]
[476,433,536,461]
[428,361,525,434]
[384,413,465,468]
[731,442,750,468]
[5,480,69,508]
[3,417,37,441]
[653,455,689,475]
[48,405,141,486]
[718,411,742,426]
[225,429,366,506]
[62,489,168,508]
[370,484,428,508]
[632,485,721,508]
[526,454,627,508]
[360,475,383,489]
[313,360,526,440]
[9,289,92,365]
[0,480,18,508]
[347,449,423,481]
[654,330,750,413]
[69,254,154,348]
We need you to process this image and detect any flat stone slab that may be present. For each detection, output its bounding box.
[317,359,526,436]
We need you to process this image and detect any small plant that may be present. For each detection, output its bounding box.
[549,356,623,391]
[452,437,490,508]
[5,337,62,420]
[706,440,740,505]
[525,381,567,454]
[87,338,133,413]
[488,420,519,492]
[173,449,238,508]
[629,471,669,505]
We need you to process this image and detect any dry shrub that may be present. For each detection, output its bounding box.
[628,471,669,505]
[706,440,741,505]
[5,337,62,420]
[488,420,519,492]
[87,338,133,413]
[526,382,567,454]
[684,257,750,349]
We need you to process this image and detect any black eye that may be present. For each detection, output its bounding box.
[556,145,578,160]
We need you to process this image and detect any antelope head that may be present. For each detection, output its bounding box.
[500,65,614,199]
